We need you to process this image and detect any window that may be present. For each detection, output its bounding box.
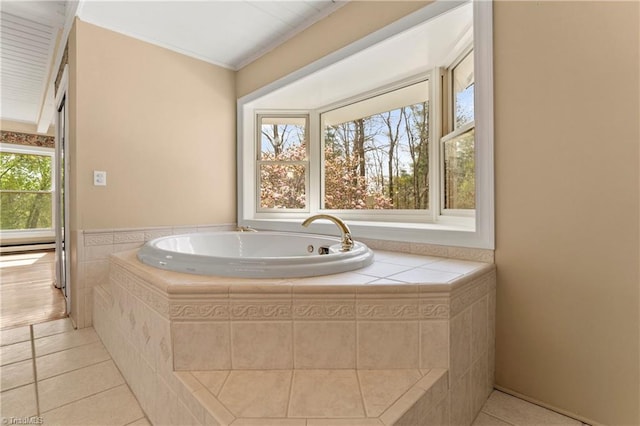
[442,49,475,212]
[0,144,55,231]
[321,80,430,210]
[238,0,494,249]
[257,116,308,210]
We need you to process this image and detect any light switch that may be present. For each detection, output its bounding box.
[94,170,107,186]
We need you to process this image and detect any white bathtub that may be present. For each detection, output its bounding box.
[137,231,374,278]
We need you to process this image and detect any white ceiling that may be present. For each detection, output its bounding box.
[0,0,344,132]
[0,1,68,127]
[77,1,344,70]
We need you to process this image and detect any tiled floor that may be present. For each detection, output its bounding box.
[471,391,588,426]
[1,318,587,426]
[0,318,147,425]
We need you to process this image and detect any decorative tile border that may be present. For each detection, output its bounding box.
[293,300,356,320]
[419,300,450,319]
[356,299,420,320]
[170,302,229,321]
[230,300,292,320]
[1,130,54,147]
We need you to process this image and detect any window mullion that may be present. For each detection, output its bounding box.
[431,68,445,222]
[308,111,320,214]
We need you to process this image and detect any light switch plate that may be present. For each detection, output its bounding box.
[94,170,107,186]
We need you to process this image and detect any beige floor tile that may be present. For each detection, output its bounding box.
[40,384,144,426]
[358,369,422,417]
[289,370,365,418]
[0,340,32,366]
[33,318,74,339]
[0,383,37,418]
[34,328,99,357]
[191,370,230,396]
[482,391,581,425]
[38,360,125,412]
[0,358,34,391]
[473,412,514,425]
[36,341,111,380]
[0,326,30,347]
[218,370,292,418]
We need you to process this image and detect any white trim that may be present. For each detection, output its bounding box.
[237,0,494,249]
[0,143,55,156]
[472,0,495,249]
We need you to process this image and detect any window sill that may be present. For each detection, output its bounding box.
[0,229,56,246]
[240,217,491,250]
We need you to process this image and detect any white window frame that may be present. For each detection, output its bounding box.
[256,113,310,213]
[0,142,56,238]
[440,47,476,217]
[237,0,494,249]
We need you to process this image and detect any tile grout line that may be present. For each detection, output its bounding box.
[39,383,126,415]
[29,324,41,416]
[354,369,368,418]
[38,358,113,383]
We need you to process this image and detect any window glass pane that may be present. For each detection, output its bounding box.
[259,164,306,209]
[443,128,475,209]
[259,117,307,161]
[0,153,52,191]
[453,51,474,129]
[0,192,52,229]
[0,152,53,230]
[322,81,430,210]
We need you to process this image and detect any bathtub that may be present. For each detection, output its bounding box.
[137,231,374,278]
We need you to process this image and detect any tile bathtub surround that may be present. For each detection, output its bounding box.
[0,318,147,425]
[95,247,496,425]
[75,224,491,330]
[75,224,236,329]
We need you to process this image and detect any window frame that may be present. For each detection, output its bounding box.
[0,142,56,233]
[237,0,494,249]
[440,46,476,217]
[256,113,310,213]
[317,74,434,222]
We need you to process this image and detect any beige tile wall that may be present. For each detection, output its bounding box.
[75,224,235,328]
[96,249,495,425]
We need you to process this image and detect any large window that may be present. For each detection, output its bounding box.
[0,144,54,231]
[322,80,430,210]
[238,0,494,249]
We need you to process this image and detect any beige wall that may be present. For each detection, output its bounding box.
[236,1,430,98]
[238,1,640,425]
[71,19,236,230]
[493,2,639,425]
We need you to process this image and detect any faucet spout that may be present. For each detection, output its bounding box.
[301,214,354,252]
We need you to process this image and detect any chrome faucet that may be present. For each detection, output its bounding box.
[301,214,354,252]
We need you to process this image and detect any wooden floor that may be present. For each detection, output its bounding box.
[0,251,66,330]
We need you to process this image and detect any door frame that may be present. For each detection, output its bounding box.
[54,65,70,314]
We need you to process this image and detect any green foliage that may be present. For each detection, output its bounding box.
[0,152,53,230]
[443,129,475,209]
